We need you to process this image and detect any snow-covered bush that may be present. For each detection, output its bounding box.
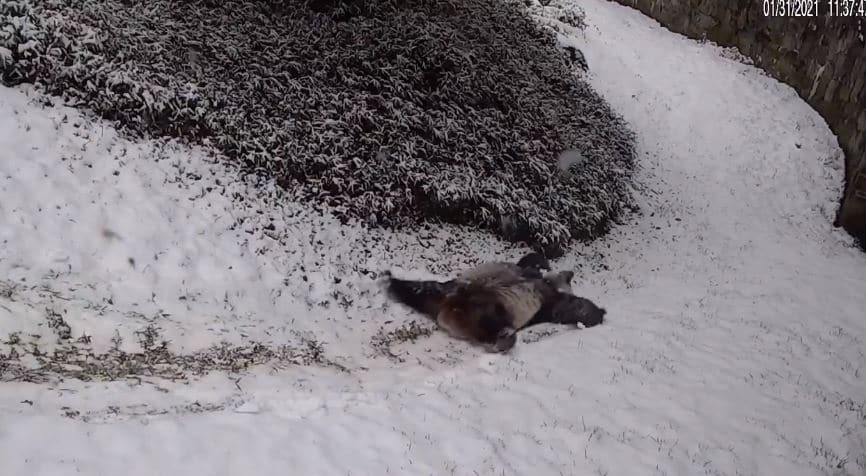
[525,0,588,31]
[0,1,211,137]
[1,0,636,254]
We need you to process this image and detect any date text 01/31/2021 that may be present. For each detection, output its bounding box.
[764,0,866,17]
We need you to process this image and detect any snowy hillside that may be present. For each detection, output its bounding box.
[2,0,865,475]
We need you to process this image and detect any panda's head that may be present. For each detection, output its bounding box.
[516,252,551,273]
[542,270,575,293]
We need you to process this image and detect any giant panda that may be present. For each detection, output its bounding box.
[384,252,601,352]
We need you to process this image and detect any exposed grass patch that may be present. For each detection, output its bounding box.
[370,320,435,362]
[1,324,347,383]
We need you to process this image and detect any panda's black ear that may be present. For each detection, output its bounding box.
[563,270,575,283]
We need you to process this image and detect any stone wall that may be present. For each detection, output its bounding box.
[609,0,866,245]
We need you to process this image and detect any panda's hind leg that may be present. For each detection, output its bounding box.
[526,293,606,329]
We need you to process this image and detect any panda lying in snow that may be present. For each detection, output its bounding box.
[383,252,605,353]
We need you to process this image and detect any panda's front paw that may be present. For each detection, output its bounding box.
[492,327,517,353]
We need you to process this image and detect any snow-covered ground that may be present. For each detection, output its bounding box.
[2,0,865,474]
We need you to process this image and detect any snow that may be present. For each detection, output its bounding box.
[1,0,865,475]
